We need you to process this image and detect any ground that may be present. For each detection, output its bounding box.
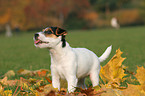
[0,26,145,95]
[0,26,145,75]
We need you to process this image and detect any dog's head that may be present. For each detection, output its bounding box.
[34,27,67,48]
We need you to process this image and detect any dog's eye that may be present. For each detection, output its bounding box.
[44,30,52,34]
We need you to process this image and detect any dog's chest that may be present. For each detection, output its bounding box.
[54,65,67,79]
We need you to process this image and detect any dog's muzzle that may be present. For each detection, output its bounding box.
[34,33,49,45]
[34,33,39,40]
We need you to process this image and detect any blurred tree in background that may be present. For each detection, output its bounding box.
[139,0,145,23]
[0,0,145,32]
[90,0,132,13]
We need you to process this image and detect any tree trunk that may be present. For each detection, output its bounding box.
[5,24,12,37]
[59,12,64,27]
[105,3,110,16]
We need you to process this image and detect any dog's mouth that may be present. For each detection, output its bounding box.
[34,40,49,45]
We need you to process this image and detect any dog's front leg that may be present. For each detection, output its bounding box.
[52,75,60,90]
[66,75,78,93]
[51,69,60,90]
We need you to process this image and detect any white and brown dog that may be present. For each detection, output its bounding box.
[34,27,112,92]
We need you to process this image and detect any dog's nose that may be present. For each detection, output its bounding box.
[34,33,39,40]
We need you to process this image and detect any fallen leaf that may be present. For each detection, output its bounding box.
[0,84,3,94]
[46,90,56,96]
[2,90,12,96]
[45,77,52,83]
[75,87,104,96]
[7,79,18,86]
[0,76,8,85]
[100,48,127,85]
[58,88,67,95]
[28,78,38,84]
[122,83,145,96]
[17,69,33,76]
[37,70,47,77]
[4,70,15,77]
[135,66,145,85]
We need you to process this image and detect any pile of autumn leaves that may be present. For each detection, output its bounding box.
[0,49,145,96]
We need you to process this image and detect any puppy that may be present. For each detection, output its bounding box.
[34,27,112,92]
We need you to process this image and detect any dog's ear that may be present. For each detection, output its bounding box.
[56,27,67,36]
[50,27,67,48]
[56,27,67,48]
[57,27,67,48]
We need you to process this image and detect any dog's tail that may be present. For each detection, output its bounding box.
[99,45,112,62]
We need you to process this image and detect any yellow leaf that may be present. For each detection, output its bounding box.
[135,66,145,85]
[34,80,44,87]
[0,84,3,94]
[19,77,28,87]
[101,87,123,96]
[122,83,145,96]
[93,85,100,91]
[35,84,57,96]
[44,84,58,94]
[28,78,37,84]
[134,66,145,94]
[121,66,145,95]
[3,90,12,96]
[100,48,127,84]
[29,87,40,96]
[22,83,29,90]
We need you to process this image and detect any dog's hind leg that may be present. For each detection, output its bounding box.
[77,78,87,89]
[89,64,101,87]
[90,71,100,87]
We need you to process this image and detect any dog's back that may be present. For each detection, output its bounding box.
[72,48,100,78]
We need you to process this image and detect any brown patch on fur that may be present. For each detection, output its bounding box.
[45,34,57,38]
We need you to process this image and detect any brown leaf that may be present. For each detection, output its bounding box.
[75,87,103,96]
[58,88,67,95]
[45,77,52,83]
[46,90,56,96]
[36,85,45,92]
[37,70,47,77]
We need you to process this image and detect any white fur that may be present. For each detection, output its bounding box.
[111,17,120,29]
[34,32,112,92]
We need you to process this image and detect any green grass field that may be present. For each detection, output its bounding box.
[0,26,145,76]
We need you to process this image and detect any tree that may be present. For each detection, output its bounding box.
[0,0,12,37]
[90,0,132,14]
[140,0,145,24]
[0,0,29,35]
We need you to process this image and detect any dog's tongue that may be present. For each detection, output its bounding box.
[34,40,40,44]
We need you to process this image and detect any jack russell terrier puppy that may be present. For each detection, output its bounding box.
[34,27,112,92]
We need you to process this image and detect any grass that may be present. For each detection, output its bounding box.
[0,26,145,77]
